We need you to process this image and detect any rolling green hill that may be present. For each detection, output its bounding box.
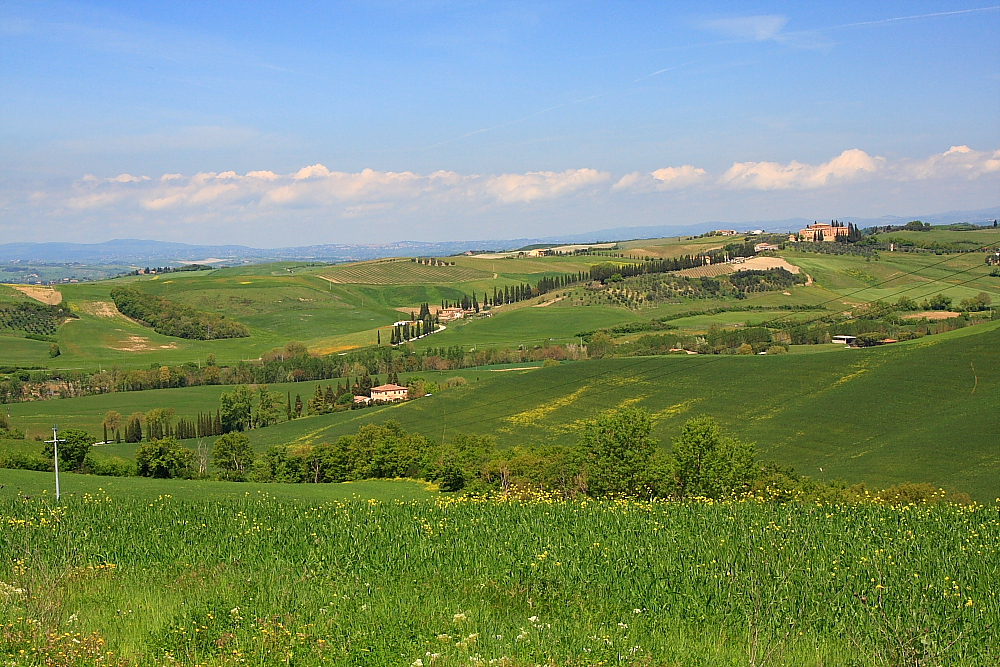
[10,322,995,500]
[2,238,998,502]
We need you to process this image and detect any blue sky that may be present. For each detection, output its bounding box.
[1,1,998,245]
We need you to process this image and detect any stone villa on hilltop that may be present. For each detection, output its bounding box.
[797,222,849,242]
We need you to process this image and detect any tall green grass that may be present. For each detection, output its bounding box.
[0,492,996,666]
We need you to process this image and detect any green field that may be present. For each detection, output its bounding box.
[8,320,996,500]
[0,468,432,503]
[1,491,996,666]
[2,237,999,502]
[181,321,994,501]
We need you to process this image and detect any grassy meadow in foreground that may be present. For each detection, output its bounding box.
[0,492,997,666]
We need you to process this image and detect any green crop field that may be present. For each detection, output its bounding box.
[0,491,996,666]
[0,468,433,503]
[319,259,492,284]
[182,322,995,501]
[12,321,991,499]
[878,227,1000,248]
[2,243,999,502]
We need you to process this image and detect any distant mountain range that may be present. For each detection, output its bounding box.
[2,206,996,266]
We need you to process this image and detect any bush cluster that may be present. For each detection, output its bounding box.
[110,286,249,340]
[0,301,77,337]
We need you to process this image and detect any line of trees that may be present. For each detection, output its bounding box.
[589,242,760,283]
[439,273,585,314]
[147,408,761,497]
[110,285,249,340]
[0,406,975,505]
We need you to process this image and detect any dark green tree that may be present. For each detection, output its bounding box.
[135,437,194,478]
[212,432,255,480]
[578,407,657,496]
[220,384,253,431]
[124,413,143,443]
[671,416,756,498]
[43,428,91,472]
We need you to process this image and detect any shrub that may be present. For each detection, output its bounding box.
[928,294,953,310]
[765,345,787,354]
[42,428,92,472]
[671,416,756,498]
[86,455,135,477]
[0,450,51,471]
[578,407,656,496]
[212,432,255,481]
[135,438,194,478]
[958,292,991,312]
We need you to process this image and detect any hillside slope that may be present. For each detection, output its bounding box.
[241,323,999,500]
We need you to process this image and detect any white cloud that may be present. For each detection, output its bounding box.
[721,149,883,190]
[109,174,150,183]
[704,15,788,41]
[614,165,707,192]
[890,145,1000,180]
[4,146,996,245]
[484,169,610,203]
[719,146,1000,191]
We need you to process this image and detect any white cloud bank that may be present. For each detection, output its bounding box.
[3,146,997,244]
[63,166,611,213]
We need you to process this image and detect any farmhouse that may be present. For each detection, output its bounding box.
[371,383,408,402]
[438,307,465,321]
[754,243,780,252]
[798,223,849,242]
[353,395,371,405]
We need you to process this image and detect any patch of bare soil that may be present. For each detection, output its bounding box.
[11,285,62,305]
[78,301,121,318]
[108,332,178,352]
[533,296,565,307]
[901,311,962,320]
[733,257,802,274]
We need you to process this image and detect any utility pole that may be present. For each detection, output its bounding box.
[45,425,65,501]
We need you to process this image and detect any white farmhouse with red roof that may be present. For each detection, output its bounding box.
[371,383,408,402]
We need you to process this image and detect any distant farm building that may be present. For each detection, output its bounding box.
[832,335,857,346]
[715,230,738,236]
[754,243,780,252]
[438,307,465,321]
[798,223,849,242]
[353,395,371,405]
[371,384,408,402]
